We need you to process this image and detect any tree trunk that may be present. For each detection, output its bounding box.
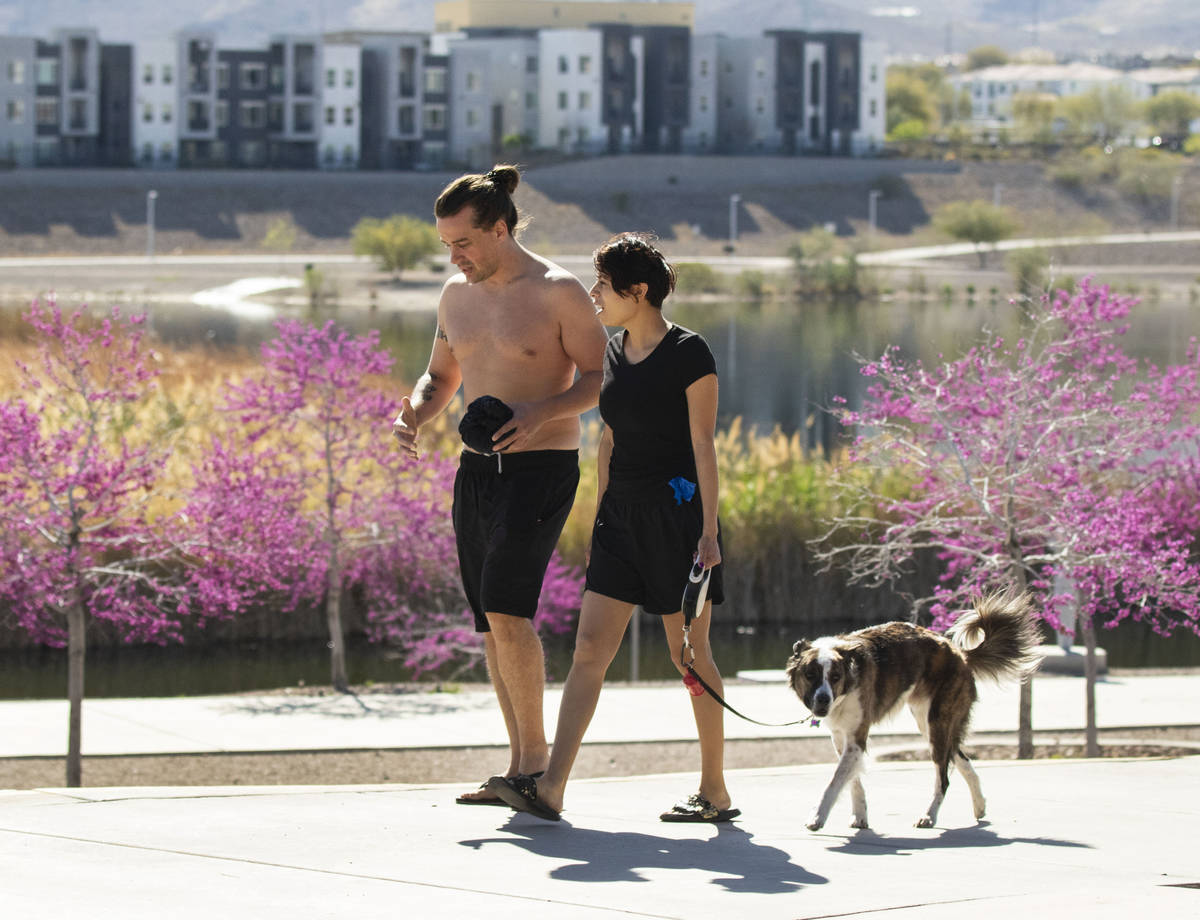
[66,595,86,788]
[326,556,349,693]
[1083,616,1099,757]
[1017,678,1034,759]
[1008,542,1034,758]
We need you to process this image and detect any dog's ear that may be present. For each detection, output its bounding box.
[842,647,863,691]
[791,639,811,657]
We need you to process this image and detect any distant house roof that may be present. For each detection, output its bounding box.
[958,62,1123,84]
[1125,67,1200,88]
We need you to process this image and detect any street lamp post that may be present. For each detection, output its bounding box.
[868,189,882,240]
[729,193,741,246]
[146,189,158,261]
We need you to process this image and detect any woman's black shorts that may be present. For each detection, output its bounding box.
[452,449,579,633]
[585,486,724,616]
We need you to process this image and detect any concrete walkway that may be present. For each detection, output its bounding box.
[2,673,1197,919]
[1,672,1196,758]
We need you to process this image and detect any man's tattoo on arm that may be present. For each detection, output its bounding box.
[420,372,439,403]
[436,325,448,342]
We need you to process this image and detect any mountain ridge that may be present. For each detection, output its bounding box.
[0,1,1194,58]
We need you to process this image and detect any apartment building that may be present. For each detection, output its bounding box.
[950,62,1125,126]
[0,5,888,170]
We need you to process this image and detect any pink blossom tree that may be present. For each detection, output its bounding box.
[816,280,1200,756]
[193,319,585,690]
[0,302,209,786]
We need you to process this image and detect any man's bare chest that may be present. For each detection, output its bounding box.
[444,300,560,364]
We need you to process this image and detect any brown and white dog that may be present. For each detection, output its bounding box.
[785,594,1041,831]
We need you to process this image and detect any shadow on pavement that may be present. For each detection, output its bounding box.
[826,822,1092,855]
[460,818,827,892]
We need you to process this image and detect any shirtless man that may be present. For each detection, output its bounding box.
[392,165,607,803]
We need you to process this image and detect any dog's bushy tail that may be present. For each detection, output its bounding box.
[947,593,1042,683]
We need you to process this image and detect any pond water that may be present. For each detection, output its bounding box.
[0,615,1195,700]
[89,287,1200,445]
[2,289,1198,696]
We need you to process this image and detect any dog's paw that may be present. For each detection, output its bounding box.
[850,816,870,829]
[914,816,934,828]
[806,816,826,832]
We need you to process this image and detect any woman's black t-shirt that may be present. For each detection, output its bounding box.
[598,324,717,500]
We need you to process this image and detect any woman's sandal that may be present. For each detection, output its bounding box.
[659,793,740,823]
[487,773,561,821]
[456,770,543,806]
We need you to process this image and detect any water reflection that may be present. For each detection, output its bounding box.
[11,291,1194,441]
[1,615,1195,700]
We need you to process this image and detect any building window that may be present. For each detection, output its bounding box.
[269,65,284,91]
[36,98,58,126]
[870,64,877,82]
[578,91,590,109]
[326,68,336,88]
[142,63,154,84]
[325,105,336,125]
[699,95,708,113]
[558,91,568,110]
[465,71,478,92]
[217,63,229,90]
[241,63,265,90]
[869,99,877,117]
[810,61,821,105]
[324,144,336,164]
[465,108,477,127]
[142,102,154,123]
[399,104,415,133]
[577,126,588,144]
[294,102,314,132]
[343,144,354,163]
[756,97,764,114]
[423,106,444,130]
[558,55,568,74]
[187,100,209,131]
[161,102,172,123]
[526,55,538,74]
[344,68,355,87]
[141,142,153,162]
[268,101,283,130]
[6,100,25,124]
[216,101,228,127]
[344,106,354,125]
[579,55,591,74]
[160,141,174,160]
[241,101,265,128]
[424,69,445,93]
[525,91,537,110]
[162,63,173,84]
[36,59,58,85]
[239,140,263,165]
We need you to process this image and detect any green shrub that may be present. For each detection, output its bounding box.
[1007,246,1050,299]
[673,262,723,295]
[351,215,441,277]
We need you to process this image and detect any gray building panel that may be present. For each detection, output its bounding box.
[0,36,37,166]
[98,43,132,165]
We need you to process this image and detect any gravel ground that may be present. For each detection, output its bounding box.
[5,726,1197,792]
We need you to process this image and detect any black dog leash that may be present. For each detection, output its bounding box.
[679,560,820,730]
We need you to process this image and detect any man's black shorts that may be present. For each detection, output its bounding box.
[452,449,579,633]
[585,486,724,616]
